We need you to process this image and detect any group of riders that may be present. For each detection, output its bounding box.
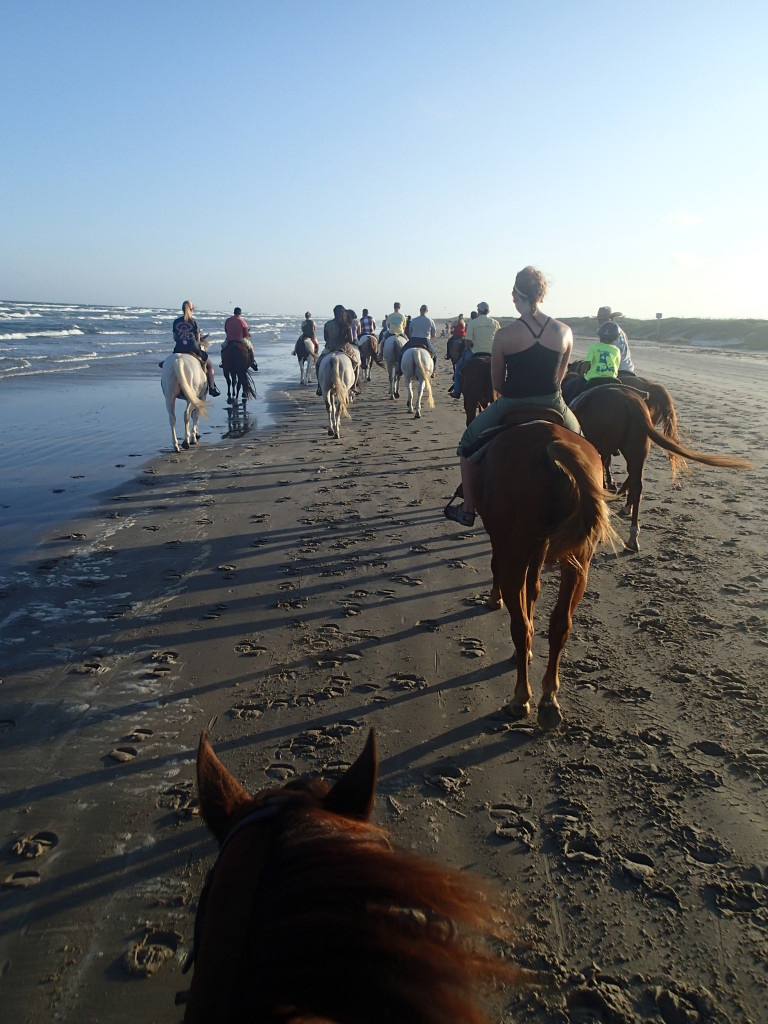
[169,279,639,530]
[444,269,639,527]
[171,300,258,398]
[291,302,442,398]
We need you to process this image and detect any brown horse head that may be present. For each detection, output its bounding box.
[184,729,523,1023]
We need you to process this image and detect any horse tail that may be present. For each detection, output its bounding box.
[646,382,681,445]
[640,401,751,476]
[333,359,352,420]
[417,356,435,409]
[174,359,208,416]
[546,439,620,565]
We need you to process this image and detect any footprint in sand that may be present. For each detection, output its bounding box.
[388,672,427,691]
[234,639,269,656]
[488,805,537,847]
[70,661,107,676]
[203,603,228,620]
[108,746,138,763]
[459,637,485,658]
[229,700,264,720]
[265,763,296,781]
[125,727,153,743]
[390,574,424,587]
[12,831,59,859]
[424,766,467,795]
[157,781,198,820]
[122,927,182,977]
[2,869,42,888]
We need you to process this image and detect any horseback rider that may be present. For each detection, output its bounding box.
[444,266,581,527]
[315,305,362,396]
[449,301,500,399]
[172,300,220,396]
[597,305,636,377]
[221,307,258,370]
[562,320,622,404]
[396,304,438,379]
[295,311,318,356]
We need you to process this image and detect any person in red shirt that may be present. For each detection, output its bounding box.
[222,307,257,369]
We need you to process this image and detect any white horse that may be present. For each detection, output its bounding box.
[296,337,318,385]
[317,351,355,439]
[382,334,405,399]
[161,353,210,452]
[401,346,436,419]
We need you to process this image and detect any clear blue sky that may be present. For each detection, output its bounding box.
[3,0,766,320]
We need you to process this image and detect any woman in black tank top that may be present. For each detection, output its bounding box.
[444,267,582,527]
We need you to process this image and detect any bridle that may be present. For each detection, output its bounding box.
[175,800,284,1006]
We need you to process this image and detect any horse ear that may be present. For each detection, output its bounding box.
[196,731,251,844]
[324,728,377,821]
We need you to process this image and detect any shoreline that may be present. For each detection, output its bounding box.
[1,343,767,1023]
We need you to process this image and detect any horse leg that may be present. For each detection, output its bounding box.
[603,455,617,492]
[538,560,589,730]
[182,401,193,449]
[167,397,180,453]
[496,549,534,719]
[622,440,647,553]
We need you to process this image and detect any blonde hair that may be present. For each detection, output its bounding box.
[182,300,194,321]
[513,267,547,315]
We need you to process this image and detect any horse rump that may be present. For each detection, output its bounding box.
[545,436,619,565]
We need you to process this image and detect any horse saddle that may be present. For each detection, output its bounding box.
[569,381,649,414]
[466,406,565,462]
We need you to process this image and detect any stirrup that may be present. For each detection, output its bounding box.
[443,501,475,527]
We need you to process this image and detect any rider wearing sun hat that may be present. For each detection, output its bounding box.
[597,305,635,376]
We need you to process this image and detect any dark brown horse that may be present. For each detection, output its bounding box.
[574,386,752,552]
[460,354,495,425]
[472,415,618,730]
[182,729,522,1023]
[221,341,257,406]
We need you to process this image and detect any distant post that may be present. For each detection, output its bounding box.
[656,312,662,338]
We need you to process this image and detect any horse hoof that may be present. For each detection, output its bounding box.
[624,537,640,554]
[227,398,233,405]
[414,411,421,419]
[538,700,563,731]
[327,428,334,437]
[485,592,503,611]
[506,700,530,721]
[181,441,190,450]
[618,505,632,519]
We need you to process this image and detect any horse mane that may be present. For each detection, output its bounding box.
[235,804,521,1024]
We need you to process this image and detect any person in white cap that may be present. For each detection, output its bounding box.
[449,301,500,398]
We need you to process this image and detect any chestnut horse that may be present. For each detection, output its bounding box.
[221,342,257,406]
[573,386,752,552]
[459,354,495,425]
[568,361,680,443]
[466,415,618,730]
[181,729,521,1023]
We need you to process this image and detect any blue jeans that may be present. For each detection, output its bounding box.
[452,348,473,393]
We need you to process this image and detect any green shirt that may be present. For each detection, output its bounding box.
[584,342,620,381]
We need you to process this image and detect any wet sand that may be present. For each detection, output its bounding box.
[0,343,767,1023]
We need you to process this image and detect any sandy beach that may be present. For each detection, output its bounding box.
[1,339,767,1023]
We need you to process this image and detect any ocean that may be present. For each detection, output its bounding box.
[0,299,308,578]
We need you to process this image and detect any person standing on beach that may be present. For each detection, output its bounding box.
[315,304,362,395]
[597,305,636,376]
[449,301,500,398]
[384,302,407,339]
[397,304,438,377]
[358,308,376,339]
[222,307,257,369]
[172,300,220,396]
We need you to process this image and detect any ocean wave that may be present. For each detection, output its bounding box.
[0,328,86,341]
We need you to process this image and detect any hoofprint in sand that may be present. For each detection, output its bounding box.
[0,344,766,1023]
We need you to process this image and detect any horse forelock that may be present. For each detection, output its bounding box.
[192,801,519,1023]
